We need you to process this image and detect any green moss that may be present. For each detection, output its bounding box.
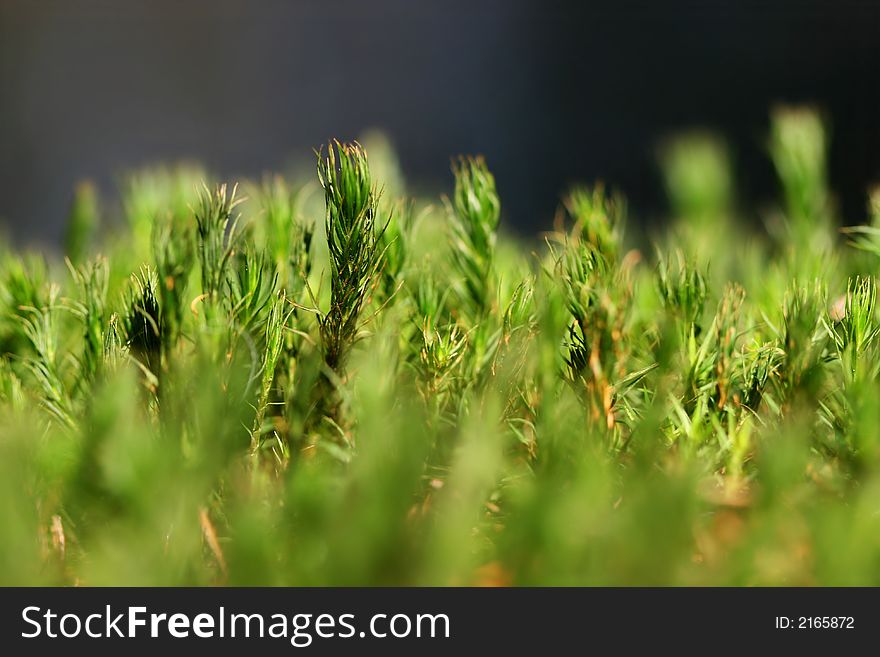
[2,116,880,586]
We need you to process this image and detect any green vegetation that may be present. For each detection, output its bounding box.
[3,107,880,586]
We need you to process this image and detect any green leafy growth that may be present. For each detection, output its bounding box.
[152,206,195,352]
[769,106,832,252]
[316,140,385,375]
[564,184,624,262]
[64,181,99,264]
[123,266,162,387]
[656,249,708,333]
[66,257,109,383]
[828,276,880,384]
[659,132,733,229]
[449,156,500,319]
[250,291,294,454]
[195,183,244,307]
[5,113,880,587]
[19,286,76,430]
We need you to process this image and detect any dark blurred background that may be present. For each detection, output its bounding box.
[1,0,878,244]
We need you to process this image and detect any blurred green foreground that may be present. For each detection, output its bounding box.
[3,109,880,586]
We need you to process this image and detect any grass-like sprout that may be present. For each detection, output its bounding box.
[19,286,76,430]
[64,181,99,264]
[228,246,278,335]
[317,140,386,376]
[195,183,243,309]
[152,207,195,353]
[378,199,415,301]
[550,200,640,435]
[449,156,500,319]
[656,249,708,335]
[770,106,832,250]
[250,291,293,454]
[123,266,162,388]
[828,276,880,383]
[66,256,109,384]
[776,280,827,399]
[565,183,625,263]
